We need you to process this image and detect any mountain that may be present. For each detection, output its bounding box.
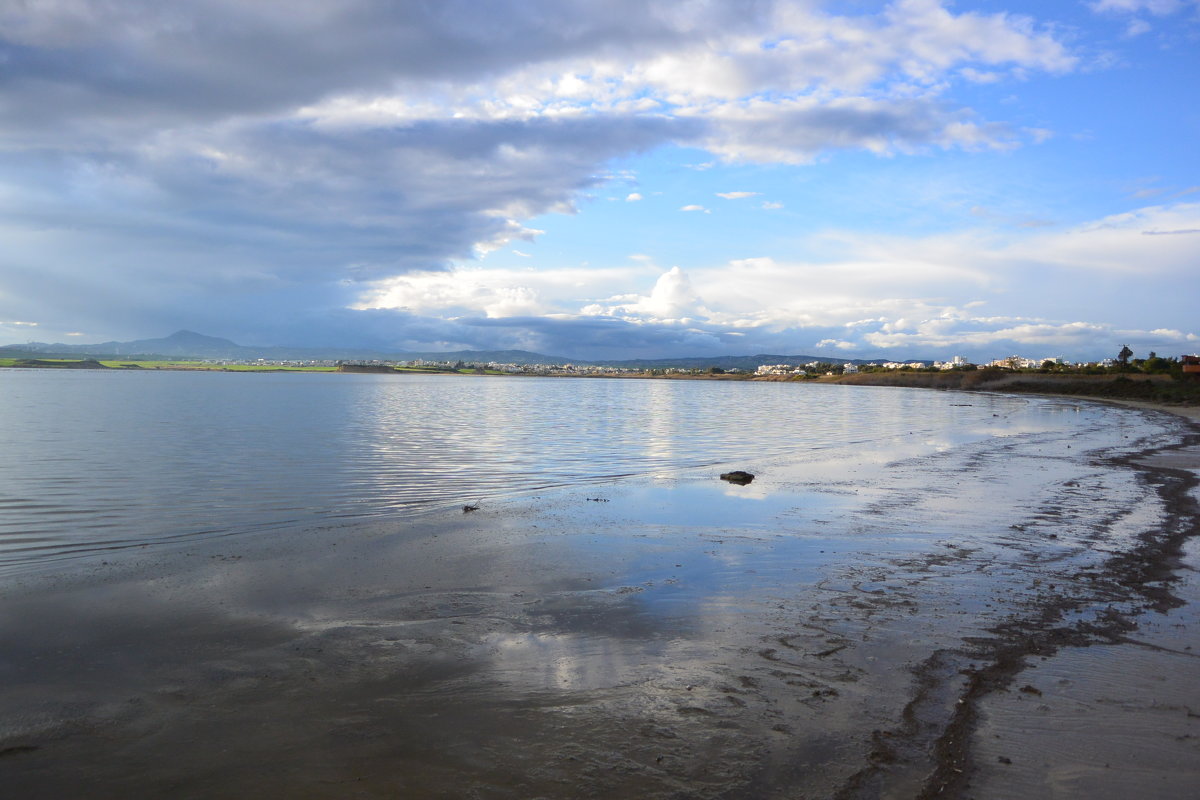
[0,331,577,365]
[1,331,920,368]
[0,330,246,359]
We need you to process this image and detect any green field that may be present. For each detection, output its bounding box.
[0,357,337,372]
[0,358,512,375]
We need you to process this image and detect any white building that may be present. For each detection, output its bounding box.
[755,364,806,376]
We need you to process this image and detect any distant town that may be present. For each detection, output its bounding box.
[4,339,1198,404]
[193,352,1191,378]
[3,331,1195,380]
[752,354,1131,377]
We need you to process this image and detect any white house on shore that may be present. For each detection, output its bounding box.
[755,364,806,376]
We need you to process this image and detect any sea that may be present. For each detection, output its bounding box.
[0,368,1186,573]
[3,367,1200,798]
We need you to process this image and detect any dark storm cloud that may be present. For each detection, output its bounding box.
[2,113,693,304]
[207,308,753,358]
[209,308,701,355]
[196,114,694,278]
[0,0,766,141]
[1,1,1103,356]
[221,307,480,351]
[0,0,713,330]
[411,314,905,360]
[458,315,754,357]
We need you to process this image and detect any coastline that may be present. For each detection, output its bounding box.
[2,394,1198,797]
[6,356,1199,407]
[920,408,1200,797]
[1086,396,1200,425]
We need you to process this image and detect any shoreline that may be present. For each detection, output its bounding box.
[2,393,1198,797]
[921,411,1200,797]
[1081,396,1200,424]
[6,357,1198,407]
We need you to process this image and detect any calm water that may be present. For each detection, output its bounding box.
[0,369,1138,570]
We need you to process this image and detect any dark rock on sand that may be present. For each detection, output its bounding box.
[720,471,755,485]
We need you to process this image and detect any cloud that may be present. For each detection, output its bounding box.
[587,266,707,322]
[427,306,1197,363]
[852,316,1200,360]
[356,264,646,319]
[625,192,643,201]
[0,112,687,319]
[346,201,1200,360]
[0,1,764,138]
[716,191,759,199]
[1088,0,1199,35]
[1090,0,1190,14]
[761,201,784,210]
[0,0,1078,160]
[960,68,1003,84]
[1008,203,1200,273]
[680,205,711,213]
[0,1,1094,350]
[454,312,741,358]
[702,97,1028,164]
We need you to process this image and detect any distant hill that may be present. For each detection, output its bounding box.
[0,330,578,365]
[0,330,922,369]
[1,330,247,359]
[592,353,908,371]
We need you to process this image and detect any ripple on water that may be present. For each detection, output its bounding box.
[0,370,1173,570]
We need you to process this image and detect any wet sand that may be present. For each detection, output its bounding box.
[959,401,1200,799]
[1,397,1198,798]
[1096,398,1200,425]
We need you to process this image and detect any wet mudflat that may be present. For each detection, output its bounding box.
[1,399,1198,798]
[965,447,1200,800]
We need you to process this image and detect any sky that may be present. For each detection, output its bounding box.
[1,0,1197,362]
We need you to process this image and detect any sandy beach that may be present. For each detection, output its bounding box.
[1,396,1198,799]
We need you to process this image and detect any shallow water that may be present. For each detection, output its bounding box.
[1,371,1197,798]
[0,369,1083,570]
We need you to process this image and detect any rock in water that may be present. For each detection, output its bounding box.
[720,471,755,485]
